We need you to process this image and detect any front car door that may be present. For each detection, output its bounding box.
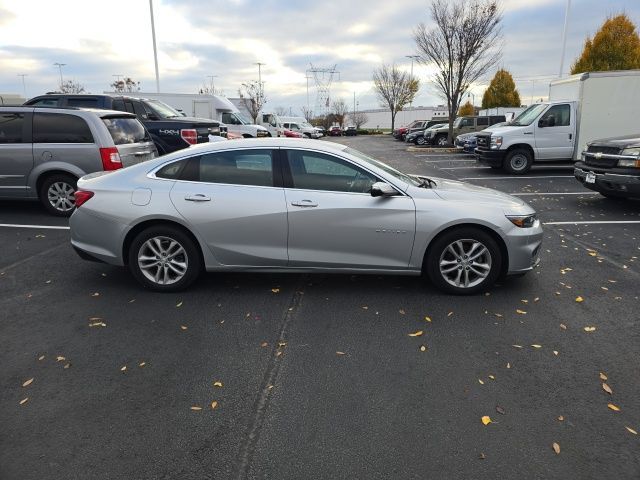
[168,148,288,267]
[282,149,416,269]
[0,110,32,197]
[534,103,575,160]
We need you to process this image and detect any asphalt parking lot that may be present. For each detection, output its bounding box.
[1,135,639,479]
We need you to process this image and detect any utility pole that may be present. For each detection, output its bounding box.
[353,91,356,118]
[149,0,160,92]
[255,62,265,106]
[305,74,312,117]
[559,0,572,77]
[406,55,420,107]
[53,63,66,89]
[206,75,218,94]
[17,74,27,98]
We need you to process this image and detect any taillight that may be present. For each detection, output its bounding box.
[74,190,94,208]
[100,147,122,171]
[181,129,198,145]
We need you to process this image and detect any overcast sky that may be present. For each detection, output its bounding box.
[1,0,638,114]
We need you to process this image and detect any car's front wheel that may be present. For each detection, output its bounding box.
[426,227,502,295]
[128,226,202,292]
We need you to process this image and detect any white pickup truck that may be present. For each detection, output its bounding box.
[475,71,640,174]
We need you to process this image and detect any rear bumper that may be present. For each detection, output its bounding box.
[69,208,127,266]
[475,148,506,167]
[574,165,640,197]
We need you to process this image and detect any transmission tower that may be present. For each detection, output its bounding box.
[307,64,340,115]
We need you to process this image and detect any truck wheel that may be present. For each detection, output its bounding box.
[503,149,533,174]
[436,135,448,147]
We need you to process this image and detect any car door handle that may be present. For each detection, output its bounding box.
[133,150,154,156]
[523,132,533,135]
[185,194,211,202]
[291,200,318,207]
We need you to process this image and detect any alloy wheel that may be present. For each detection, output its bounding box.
[47,181,76,213]
[439,239,492,289]
[138,236,189,286]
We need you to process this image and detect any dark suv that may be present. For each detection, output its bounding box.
[25,94,226,155]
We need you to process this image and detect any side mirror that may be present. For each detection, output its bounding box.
[146,113,159,121]
[371,182,398,197]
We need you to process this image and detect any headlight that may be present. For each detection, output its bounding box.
[490,136,503,150]
[506,214,538,228]
[618,158,640,168]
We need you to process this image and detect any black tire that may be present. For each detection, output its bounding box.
[416,136,427,146]
[435,134,448,147]
[128,225,202,292]
[425,227,502,295]
[39,173,78,217]
[503,148,533,174]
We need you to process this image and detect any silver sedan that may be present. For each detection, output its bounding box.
[70,138,542,294]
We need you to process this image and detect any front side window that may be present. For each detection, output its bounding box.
[33,113,94,143]
[181,149,274,187]
[540,104,571,127]
[0,113,25,144]
[286,150,377,193]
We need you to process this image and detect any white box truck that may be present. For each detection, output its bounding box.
[125,92,269,138]
[475,70,640,174]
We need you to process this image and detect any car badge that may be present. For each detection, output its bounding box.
[594,152,602,159]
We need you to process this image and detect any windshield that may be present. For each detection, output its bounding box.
[511,104,547,126]
[300,122,313,128]
[235,112,252,124]
[344,147,420,187]
[428,123,446,130]
[147,100,182,119]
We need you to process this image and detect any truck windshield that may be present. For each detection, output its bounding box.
[147,100,182,119]
[236,112,252,124]
[511,104,547,126]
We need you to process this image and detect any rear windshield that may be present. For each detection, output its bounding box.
[102,117,150,145]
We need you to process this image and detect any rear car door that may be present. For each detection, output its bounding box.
[168,148,288,266]
[534,104,575,160]
[282,149,416,269]
[0,110,32,197]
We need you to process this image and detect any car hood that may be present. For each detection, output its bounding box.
[588,134,640,149]
[480,125,521,136]
[410,176,526,209]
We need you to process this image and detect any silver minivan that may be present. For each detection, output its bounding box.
[0,106,157,216]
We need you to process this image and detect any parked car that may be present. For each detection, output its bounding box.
[393,120,426,140]
[406,124,446,145]
[24,94,226,155]
[328,126,342,136]
[0,106,157,216]
[282,122,322,139]
[574,135,640,199]
[343,126,357,136]
[427,115,506,147]
[70,138,542,295]
[283,129,304,138]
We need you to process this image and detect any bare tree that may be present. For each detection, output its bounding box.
[199,83,223,96]
[349,111,369,129]
[275,106,288,117]
[59,79,86,94]
[414,0,502,143]
[111,77,140,93]
[238,81,266,124]
[300,106,313,122]
[372,64,419,132]
[331,98,349,128]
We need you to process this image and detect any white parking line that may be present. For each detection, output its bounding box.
[544,220,640,225]
[414,154,469,157]
[0,223,70,230]
[421,159,476,163]
[460,175,574,180]
[439,166,491,170]
[511,192,599,196]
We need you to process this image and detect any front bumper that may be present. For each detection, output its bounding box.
[574,164,640,197]
[475,148,506,167]
[505,221,544,275]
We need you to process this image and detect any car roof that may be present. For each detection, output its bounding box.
[0,105,136,118]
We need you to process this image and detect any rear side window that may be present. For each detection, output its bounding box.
[33,113,94,143]
[111,99,126,112]
[180,149,274,187]
[156,159,188,179]
[29,98,60,107]
[0,113,25,143]
[102,117,150,145]
[67,98,99,108]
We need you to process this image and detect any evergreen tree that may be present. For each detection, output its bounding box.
[482,69,520,109]
[571,14,640,74]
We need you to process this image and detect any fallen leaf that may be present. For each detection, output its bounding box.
[488,375,495,380]
[494,313,503,318]
[506,363,511,369]
[176,301,183,307]
[180,325,188,330]
[496,406,506,415]
[190,406,202,411]
[91,292,100,297]
[478,379,485,385]
[19,397,29,405]
[552,443,560,455]
[553,351,559,356]
[120,365,127,372]
[213,381,223,387]
[608,403,621,412]
[38,355,45,361]
[512,345,523,349]
[56,356,66,362]
[521,299,529,304]
[626,426,638,435]
[399,309,406,315]
[260,342,268,347]
[481,416,492,426]
[558,416,564,421]
[584,326,596,332]
[447,311,454,317]
[210,401,218,410]
[531,344,542,349]
[419,345,427,352]
[424,316,432,322]
[89,322,107,327]
[63,363,71,369]
[560,324,567,330]
[271,288,280,293]
[534,297,540,302]
[599,372,608,381]
[588,252,597,257]
[602,383,613,395]
[336,351,346,355]
[575,296,584,303]
[275,351,282,357]
[139,362,146,367]
[479,453,486,460]
[22,378,34,387]
[516,309,527,315]
[278,342,287,347]
[408,330,424,337]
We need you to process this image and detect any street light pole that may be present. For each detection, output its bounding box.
[405,55,420,107]
[53,63,66,89]
[149,0,160,92]
[559,0,572,77]
[17,74,27,98]
[255,62,265,104]
[206,75,218,94]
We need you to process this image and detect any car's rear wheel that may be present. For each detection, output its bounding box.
[426,227,502,295]
[128,226,202,292]
[39,174,77,217]
[503,149,533,174]
[416,136,427,145]
[436,134,448,147]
